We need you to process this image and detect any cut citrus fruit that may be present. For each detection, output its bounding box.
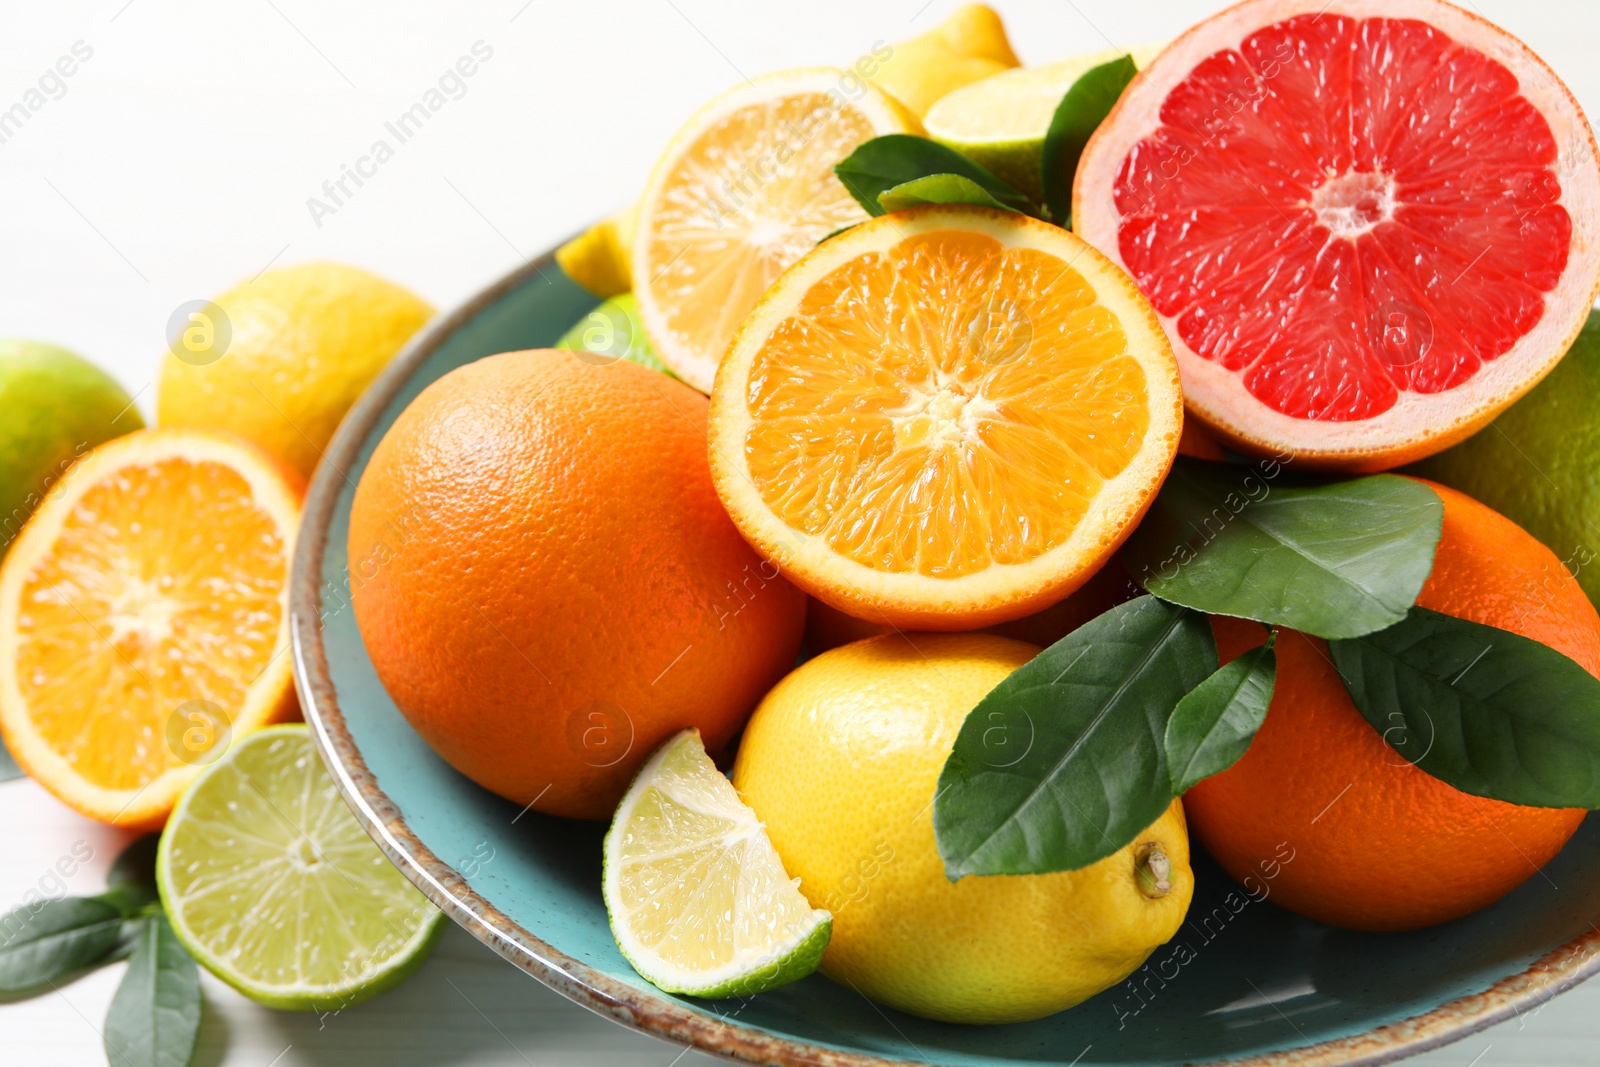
[708,204,1182,631]
[924,43,1167,204]
[1073,0,1600,470]
[158,725,444,1009]
[632,68,920,392]
[0,428,302,830]
[603,728,831,997]
[865,4,1020,118]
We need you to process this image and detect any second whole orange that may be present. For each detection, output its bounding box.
[1185,480,1599,931]
[348,350,805,820]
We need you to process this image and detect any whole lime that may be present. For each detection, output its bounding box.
[0,340,142,555]
[1411,309,1600,604]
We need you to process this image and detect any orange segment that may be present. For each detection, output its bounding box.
[0,429,302,830]
[633,69,920,392]
[710,205,1182,630]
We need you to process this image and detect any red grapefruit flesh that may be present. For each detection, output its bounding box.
[1073,0,1600,470]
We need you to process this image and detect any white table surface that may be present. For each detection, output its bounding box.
[6,1,1600,1064]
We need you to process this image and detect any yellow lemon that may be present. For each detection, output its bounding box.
[556,202,638,298]
[732,633,1193,1024]
[157,263,432,480]
[868,4,1021,117]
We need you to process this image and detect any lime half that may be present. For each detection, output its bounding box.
[923,42,1166,203]
[604,729,831,997]
[156,725,444,1011]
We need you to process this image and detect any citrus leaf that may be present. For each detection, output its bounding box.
[1331,607,1600,808]
[0,736,23,783]
[1165,637,1276,794]
[0,896,123,992]
[99,835,161,917]
[934,595,1216,878]
[1123,457,1443,639]
[834,134,1032,217]
[104,914,201,1067]
[877,174,1018,213]
[1041,54,1138,225]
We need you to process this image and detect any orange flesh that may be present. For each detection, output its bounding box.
[645,92,878,366]
[744,229,1150,578]
[14,459,287,789]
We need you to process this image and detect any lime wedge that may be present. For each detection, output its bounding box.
[604,729,830,997]
[923,43,1167,203]
[156,725,444,1011]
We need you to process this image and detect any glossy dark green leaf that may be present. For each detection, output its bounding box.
[877,173,1018,213]
[934,595,1216,878]
[1331,607,1600,808]
[0,896,123,992]
[104,915,201,1067]
[833,134,1032,217]
[1165,636,1276,793]
[1040,54,1138,225]
[1123,457,1443,639]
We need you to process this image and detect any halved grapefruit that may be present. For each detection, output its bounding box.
[1073,0,1600,470]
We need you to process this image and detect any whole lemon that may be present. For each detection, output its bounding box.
[732,633,1193,1024]
[158,263,432,480]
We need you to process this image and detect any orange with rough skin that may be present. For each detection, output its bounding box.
[1186,480,1598,931]
[348,350,805,820]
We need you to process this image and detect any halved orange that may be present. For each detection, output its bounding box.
[708,204,1182,630]
[0,428,302,830]
[632,68,920,392]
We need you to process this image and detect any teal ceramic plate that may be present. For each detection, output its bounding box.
[291,243,1600,1067]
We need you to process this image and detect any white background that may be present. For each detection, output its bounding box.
[4,1,1600,1064]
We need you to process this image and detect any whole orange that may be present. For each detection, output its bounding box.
[1185,479,1598,932]
[348,350,805,820]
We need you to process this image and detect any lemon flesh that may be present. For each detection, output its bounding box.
[157,725,443,1011]
[603,729,831,998]
[924,43,1166,203]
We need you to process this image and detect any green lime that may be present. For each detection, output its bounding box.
[156,725,444,1011]
[922,43,1166,204]
[1411,308,1600,605]
[556,293,675,377]
[0,340,142,556]
[603,729,831,998]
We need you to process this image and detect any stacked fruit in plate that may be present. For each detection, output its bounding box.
[347,0,1600,1024]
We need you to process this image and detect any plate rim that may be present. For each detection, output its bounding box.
[289,242,1600,1067]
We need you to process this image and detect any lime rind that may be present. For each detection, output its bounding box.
[156,724,444,1012]
[603,728,831,998]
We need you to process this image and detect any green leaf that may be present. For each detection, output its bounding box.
[99,835,161,917]
[1331,607,1600,808]
[104,915,202,1067]
[1041,54,1138,225]
[0,896,123,992]
[0,736,23,783]
[833,134,1032,217]
[1122,457,1443,640]
[934,596,1216,878]
[1165,636,1277,794]
[877,174,1018,214]
[817,223,861,245]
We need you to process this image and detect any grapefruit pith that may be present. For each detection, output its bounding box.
[1073,0,1600,470]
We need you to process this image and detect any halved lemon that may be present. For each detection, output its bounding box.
[708,204,1182,631]
[632,68,920,392]
[0,428,302,830]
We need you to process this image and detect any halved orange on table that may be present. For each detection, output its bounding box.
[0,428,302,830]
[708,204,1182,631]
